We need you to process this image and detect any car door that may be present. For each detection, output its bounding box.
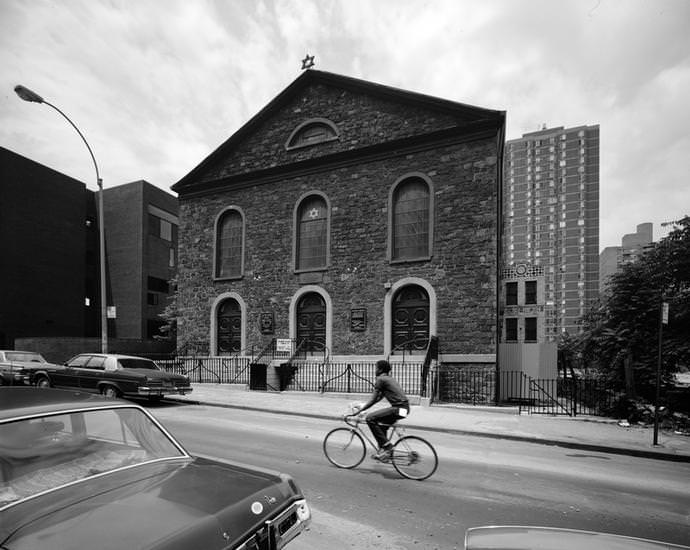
[51,355,87,388]
[79,355,107,392]
[61,354,94,390]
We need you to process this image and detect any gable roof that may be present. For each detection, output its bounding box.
[172,70,505,193]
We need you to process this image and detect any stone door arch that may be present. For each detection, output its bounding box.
[217,298,242,354]
[391,285,430,353]
[296,292,326,352]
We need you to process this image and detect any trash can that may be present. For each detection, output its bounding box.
[249,363,267,391]
[277,363,298,391]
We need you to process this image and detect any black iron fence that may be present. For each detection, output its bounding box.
[284,361,425,394]
[156,355,624,417]
[157,356,251,384]
[435,366,622,416]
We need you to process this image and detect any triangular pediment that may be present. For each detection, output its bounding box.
[173,70,504,194]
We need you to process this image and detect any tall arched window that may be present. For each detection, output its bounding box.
[390,176,432,261]
[295,194,329,271]
[214,207,244,279]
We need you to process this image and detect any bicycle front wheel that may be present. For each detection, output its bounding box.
[391,435,438,480]
[323,428,366,469]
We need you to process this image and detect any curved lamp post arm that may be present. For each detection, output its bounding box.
[43,101,102,188]
[14,85,101,188]
[14,84,108,353]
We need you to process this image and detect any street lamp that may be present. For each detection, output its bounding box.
[14,84,108,353]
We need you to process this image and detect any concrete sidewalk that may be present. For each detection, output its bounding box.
[165,383,690,463]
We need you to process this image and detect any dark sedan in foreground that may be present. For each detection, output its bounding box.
[35,353,192,401]
[0,388,311,550]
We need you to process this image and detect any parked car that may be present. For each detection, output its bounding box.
[464,525,690,549]
[35,353,193,401]
[0,387,311,549]
[0,350,63,387]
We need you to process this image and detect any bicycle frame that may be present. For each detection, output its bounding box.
[325,414,439,480]
[343,415,404,449]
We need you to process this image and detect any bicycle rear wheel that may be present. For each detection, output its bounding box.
[323,428,366,469]
[391,435,438,480]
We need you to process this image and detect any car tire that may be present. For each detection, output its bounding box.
[35,376,52,388]
[101,385,120,399]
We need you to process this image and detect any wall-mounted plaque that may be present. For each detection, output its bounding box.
[350,308,367,332]
[260,312,274,334]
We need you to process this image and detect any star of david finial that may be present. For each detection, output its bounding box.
[301,54,315,70]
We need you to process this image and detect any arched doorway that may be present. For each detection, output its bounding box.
[217,298,242,354]
[391,285,429,353]
[296,292,326,352]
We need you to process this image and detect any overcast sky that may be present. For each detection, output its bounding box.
[1,0,688,250]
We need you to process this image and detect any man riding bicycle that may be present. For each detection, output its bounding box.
[352,359,410,461]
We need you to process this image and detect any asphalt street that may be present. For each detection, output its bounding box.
[150,402,690,550]
[163,383,690,463]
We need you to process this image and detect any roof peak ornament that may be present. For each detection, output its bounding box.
[301,54,315,70]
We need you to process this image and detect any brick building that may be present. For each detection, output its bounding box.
[103,180,178,341]
[172,70,505,363]
[0,146,99,348]
[1,146,176,358]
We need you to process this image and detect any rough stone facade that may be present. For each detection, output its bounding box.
[174,71,505,359]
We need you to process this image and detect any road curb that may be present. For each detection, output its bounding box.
[163,397,690,464]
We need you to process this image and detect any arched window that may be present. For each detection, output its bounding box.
[214,207,244,279]
[286,118,339,150]
[390,175,432,261]
[295,194,329,271]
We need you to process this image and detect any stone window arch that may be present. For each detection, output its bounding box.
[388,173,434,262]
[213,206,245,280]
[286,118,339,150]
[293,192,330,272]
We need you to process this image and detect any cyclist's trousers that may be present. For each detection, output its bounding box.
[366,406,409,449]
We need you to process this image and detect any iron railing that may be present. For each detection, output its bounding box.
[157,356,251,384]
[156,354,623,417]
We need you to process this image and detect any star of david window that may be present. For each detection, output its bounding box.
[286,118,339,150]
[295,194,329,271]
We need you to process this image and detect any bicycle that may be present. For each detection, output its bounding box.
[322,413,438,481]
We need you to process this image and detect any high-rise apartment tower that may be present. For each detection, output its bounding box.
[503,125,599,341]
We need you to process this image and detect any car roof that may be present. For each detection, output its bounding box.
[0,350,42,354]
[74,353,154,360]
[0,388,134,422]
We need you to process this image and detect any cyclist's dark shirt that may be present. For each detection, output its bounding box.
[374,374,409,408]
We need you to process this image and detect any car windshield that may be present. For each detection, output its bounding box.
[5,352,46,363]
[0,407,187,509]
[118,358,159,370]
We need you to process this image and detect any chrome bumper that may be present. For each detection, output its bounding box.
[137,386,193,396]
[237,498,311,550]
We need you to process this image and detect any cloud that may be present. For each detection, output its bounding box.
[1,0,688,248]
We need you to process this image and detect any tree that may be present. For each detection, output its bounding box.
[156,276,178,343]
[578,216,690,402]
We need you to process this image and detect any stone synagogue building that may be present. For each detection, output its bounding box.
[172,70,505,371]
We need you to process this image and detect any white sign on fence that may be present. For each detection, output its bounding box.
[276,339,292,353]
